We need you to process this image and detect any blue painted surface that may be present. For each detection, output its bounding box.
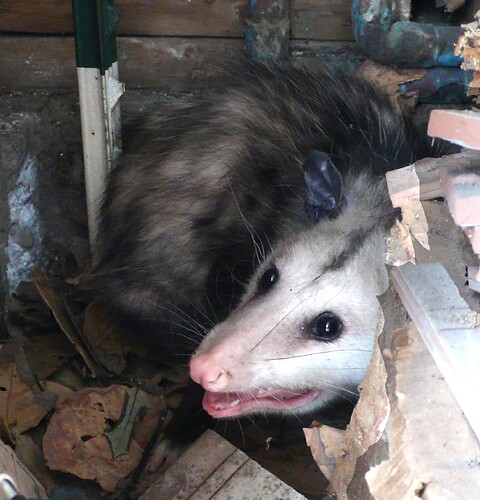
[352,0,464,68]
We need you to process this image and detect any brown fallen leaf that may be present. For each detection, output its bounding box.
[83,302,129,374]
[26,333,77,380]
[0,362,53,436]
[33,269,105,377]
[40,380,74,409]
[43,385,163,492]
[15,434,56,494]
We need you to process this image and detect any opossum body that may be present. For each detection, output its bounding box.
[94,61,416,419]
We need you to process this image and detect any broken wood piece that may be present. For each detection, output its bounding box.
[391,262,480,441]
[428,109,480,149]
[0,439,48,499]
[366,323,480,499]
[386,157,442,205]
[386,152,480,205]
[304,311,388,499]
[140,430,305,499]
[439,162,480,227]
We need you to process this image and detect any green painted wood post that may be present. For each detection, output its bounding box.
[72,0,124,252]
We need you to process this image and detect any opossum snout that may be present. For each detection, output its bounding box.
[190,350,230,392]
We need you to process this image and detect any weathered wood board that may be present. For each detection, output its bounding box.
[140,430,306,499]
[0,36,354,90]
[0,0,353,41]
[391,262,480,442]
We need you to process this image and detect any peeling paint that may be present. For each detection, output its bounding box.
[6,156,43,294]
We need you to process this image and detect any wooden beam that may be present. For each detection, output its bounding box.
[391,263,480,442]
[140,430,305,499]
[0,36,354,90]
[291,0,353,40]
[0,0,354,41]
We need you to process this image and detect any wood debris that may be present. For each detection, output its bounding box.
[356,60,426,113]
[455,10,480,102]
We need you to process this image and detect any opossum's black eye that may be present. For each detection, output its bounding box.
[311,312,343,341]
[258,267,279,293]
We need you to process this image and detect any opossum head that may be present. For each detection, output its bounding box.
[190,161,397,419]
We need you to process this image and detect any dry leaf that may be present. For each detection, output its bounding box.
[33,269,105,377]
[106,387,152,458]
[83,302,128,374]
[40,380,74,409]
[26,334,76,380]
[43,385,163,492]
[0,362,53,436]
[15,434,56,493]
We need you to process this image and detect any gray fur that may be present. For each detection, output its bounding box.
[92,60,414,356]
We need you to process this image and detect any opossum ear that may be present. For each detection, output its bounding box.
[303,151,343,222]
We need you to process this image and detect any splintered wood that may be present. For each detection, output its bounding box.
[391,263,480,441]
[366,324,480,499]
[387,149,480,292]
[304,312,388,499]
[140,430,306,500]
[305,313,480,498]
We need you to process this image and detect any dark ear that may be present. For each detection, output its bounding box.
[303,150,343,222]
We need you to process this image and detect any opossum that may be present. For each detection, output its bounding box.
[93,60,421,419]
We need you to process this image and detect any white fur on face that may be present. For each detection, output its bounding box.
[194,224,386,414]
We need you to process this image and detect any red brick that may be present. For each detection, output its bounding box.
[440,166,480,226]
[428,110,480,150]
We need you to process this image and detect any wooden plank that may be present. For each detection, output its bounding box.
[0,0,248,38]
[391,263,480,442]
[140,430,305,499]
[0,36,243,90]
[0,0,353,41]
[291,0,353,41]
[0,36,355,90]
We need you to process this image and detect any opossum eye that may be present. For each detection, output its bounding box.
[310,312,343,341]
[258,267,279,293]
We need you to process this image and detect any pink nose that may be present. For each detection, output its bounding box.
[189,351,229,392]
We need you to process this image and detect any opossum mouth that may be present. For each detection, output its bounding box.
[202,389,321,418]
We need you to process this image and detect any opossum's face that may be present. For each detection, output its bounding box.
[190,226,388,419]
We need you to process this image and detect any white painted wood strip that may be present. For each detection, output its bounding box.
[77,67,109,251]
[391,263,480,442]
[140,430,305,499]
[77,64,123,253]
